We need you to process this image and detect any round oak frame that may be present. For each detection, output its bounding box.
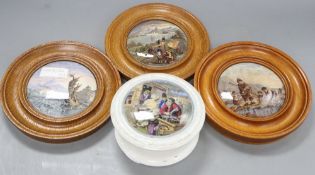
[105,3,210,79]
[195,41,312,144]
[0,41,121,143]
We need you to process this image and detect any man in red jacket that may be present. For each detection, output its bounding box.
[168,98,182,123]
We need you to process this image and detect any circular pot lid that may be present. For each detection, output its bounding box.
[105,3,210,79]
[0,41,121,143]
[111,73,205,150]
[195,41,312,144]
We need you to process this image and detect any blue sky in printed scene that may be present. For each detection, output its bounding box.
[220,63,284,89]
[127,20,186,44]
[129,20,180,36]
[28,61,97,96]
[151,80,190,97]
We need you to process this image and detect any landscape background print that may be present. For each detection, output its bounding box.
[127,20,187,66]
[27,61,97,118]
[218,63,285,117]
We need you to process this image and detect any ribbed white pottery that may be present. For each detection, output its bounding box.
[111,73,205,166]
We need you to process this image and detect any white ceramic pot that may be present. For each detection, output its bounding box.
[110,73,205,166]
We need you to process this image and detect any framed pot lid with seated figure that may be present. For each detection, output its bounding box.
[105,3,210,79]
[195,41,312,144]
[111,73,205,166]
[0,41,121,143]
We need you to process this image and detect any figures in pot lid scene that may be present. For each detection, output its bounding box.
[124,81,192,136]
[127,20,188,67]
[218,63,285,118]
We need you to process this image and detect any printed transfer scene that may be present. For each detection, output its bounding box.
[27,61,97,118]
[124,81,192,136]
[218,63,286,118]
[127,20,188,67]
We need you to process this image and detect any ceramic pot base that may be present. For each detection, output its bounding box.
[111,73,205,166]
[115,130,199,166]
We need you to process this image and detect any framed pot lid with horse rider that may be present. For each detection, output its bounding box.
[195,41,312,144]
[0,41,121,143]
[105,3,210,79]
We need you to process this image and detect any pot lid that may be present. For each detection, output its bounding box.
[105,3,210,79]
[194,41,312,143]
[0,41,121,143]
[111,73,205,150]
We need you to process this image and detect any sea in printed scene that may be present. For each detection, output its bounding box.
[124,81,192,136]
[127,20,188,67]
[218,63,285,118]
[27,61,97,118]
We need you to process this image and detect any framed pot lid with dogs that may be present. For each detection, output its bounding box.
[105,3,210,79]
[194,41,312,144]
[0,41,121,143]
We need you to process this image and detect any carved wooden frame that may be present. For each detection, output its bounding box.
[105,3,210,79]
[195,41,312,144]
[0,41,121,143]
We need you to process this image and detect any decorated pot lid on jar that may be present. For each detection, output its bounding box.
[111,73,205,166]
[105,3,210,79]
[195,41,312,144]
[0,41,121,143]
